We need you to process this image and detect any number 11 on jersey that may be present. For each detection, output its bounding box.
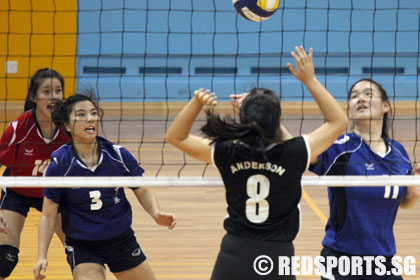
[246,174,270,223]
[384,185,399,199]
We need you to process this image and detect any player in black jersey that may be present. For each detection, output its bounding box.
[231,80,420,279]
[166,46,348,280]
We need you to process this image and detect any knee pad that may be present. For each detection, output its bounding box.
[0,245,19,278]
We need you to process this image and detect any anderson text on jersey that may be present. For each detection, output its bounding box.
[230,161,286,176]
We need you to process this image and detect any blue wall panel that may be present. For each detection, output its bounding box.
[77,0,420,102]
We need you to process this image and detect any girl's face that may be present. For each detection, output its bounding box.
[348,81,390,122]
[65,100,99,143]
[33,78,64,120]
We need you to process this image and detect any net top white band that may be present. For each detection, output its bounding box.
[0,176,419,188]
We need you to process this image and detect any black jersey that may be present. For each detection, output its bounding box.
[211,136,310,241]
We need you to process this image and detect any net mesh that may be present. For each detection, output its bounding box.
[1,0,420,186]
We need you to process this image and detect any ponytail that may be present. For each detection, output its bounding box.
[201,87,282,154]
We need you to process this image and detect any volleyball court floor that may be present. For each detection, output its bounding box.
[6,102,420,279]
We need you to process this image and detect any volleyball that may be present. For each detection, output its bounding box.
[233,0,280,22]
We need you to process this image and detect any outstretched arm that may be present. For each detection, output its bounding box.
[287,46,348,163]
[133,188,176,229]
[400,164,420,209]
[33,197,59,280]
[165,89,217,164]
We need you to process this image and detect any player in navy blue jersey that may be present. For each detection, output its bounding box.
[310,78,420,280]
[33,93,176,280]
[165,46,348,280]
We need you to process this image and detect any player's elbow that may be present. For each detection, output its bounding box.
[333,115,349,133]
[165,132,187,147]
[400,186,420,209]
[328,117,349,137]
[340,117,350,131]
[164,133,176,145]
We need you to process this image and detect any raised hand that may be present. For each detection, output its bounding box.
[229,92,248,109]
[193,89,217,107]
[287,46,315,84]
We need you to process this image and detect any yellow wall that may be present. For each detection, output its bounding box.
[0,0,77,103]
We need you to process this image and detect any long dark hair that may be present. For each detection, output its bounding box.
[52,91,103,137]
[348,78,390,139]
[201,88,282,151]
[24,68,65,111]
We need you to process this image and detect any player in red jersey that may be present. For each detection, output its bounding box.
[0,68,71,279]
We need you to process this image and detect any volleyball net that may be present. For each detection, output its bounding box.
[1,0,420,187]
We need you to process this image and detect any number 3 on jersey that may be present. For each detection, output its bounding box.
[89,190,103,210]
[246,174,270,223]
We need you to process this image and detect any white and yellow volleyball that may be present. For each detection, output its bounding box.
[233,0,280,22]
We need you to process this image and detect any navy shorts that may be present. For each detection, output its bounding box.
[211,234,296,280]
[0,188,43,217]
[320,247,404,280]
[65,228,146,273]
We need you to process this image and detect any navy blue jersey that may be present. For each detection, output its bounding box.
[44,136,144,241]
[310,133,412,256]
[212,136,310,241]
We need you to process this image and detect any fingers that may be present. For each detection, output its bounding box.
[161,213,175,226]
[229,93,248,100]
[288,46,315,83]
[294,45,306,59]
[155,212,177,229]
[229,93,248,109]
[290,50,299,63]
[33,263,47,280]
[292,45,308,64]
[205,92,217,106]
[194,88,205,96]
[168,214,177,229]
[288,46,306,77]
[286,63,297,77]
[42,262,47,274]
[194,89,217,106]
[308,47,313,62]
[33,266,39,279]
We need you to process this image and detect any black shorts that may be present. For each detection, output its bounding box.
[320,247,404,280]
[211,234,296,280]
[0,188,43,217]
[65,228,146,273]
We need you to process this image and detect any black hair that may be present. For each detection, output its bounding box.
[201,88,282,152]
[52,90,103,137]
[24,68,65,111]
[348,78,390,139]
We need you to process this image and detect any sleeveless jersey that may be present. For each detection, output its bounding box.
[211,136,310,241]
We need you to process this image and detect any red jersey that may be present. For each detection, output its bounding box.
[0,110,71,198]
